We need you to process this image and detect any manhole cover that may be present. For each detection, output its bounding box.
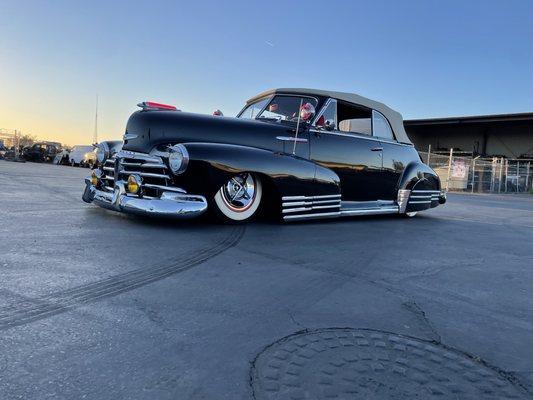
[251,328,528,399]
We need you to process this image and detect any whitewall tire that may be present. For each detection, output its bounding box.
[214,173,262,222]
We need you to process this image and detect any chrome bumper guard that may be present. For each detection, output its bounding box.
[82,178,207,219]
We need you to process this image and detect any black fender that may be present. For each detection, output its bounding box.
[398,161,441,192]
[398,161,443,212]
[178,142,340,200]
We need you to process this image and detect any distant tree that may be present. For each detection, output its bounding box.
[17,134,37,147]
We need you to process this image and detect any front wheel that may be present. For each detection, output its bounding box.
[213,173,262,223]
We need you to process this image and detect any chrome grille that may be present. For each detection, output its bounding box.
[100,150,182,198]
[101,158,116,189]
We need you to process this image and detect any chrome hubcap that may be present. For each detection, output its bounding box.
[221,173,256,212]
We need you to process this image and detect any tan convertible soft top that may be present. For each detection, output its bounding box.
[247,88,412,145]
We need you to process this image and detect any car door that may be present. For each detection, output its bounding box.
[309,99,384,202]
[309,132,383,202]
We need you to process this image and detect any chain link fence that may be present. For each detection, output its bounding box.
[419,149,533,194]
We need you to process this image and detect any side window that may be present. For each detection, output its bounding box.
[337,101,372,135]
[372,110,394,140]
[315,99,337,129]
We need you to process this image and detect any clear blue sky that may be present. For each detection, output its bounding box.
[1,0,532,145]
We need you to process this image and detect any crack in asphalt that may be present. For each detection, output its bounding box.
[0,226,245,331]
[288,312,308,332]
[402,300,442,343]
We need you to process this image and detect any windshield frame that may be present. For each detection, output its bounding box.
[236,96,273,119]
[238,94,320,123]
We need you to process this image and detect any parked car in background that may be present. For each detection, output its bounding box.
[69,145,95,167]
[0,145,7,159]
[53,149,71,165]
[83,89,445,223]
[21,142,60,163]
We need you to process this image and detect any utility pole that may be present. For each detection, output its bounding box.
[93,94,99,145]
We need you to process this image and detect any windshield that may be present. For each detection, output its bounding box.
[238,95,318,122]
[256,95,318,122]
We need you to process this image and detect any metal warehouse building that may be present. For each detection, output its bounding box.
[404,112,533,159]
[404,113,533,193]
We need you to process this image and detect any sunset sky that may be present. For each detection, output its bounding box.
[1,0,532,146]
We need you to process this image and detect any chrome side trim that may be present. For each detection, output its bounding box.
[281,199,340,207]
[283,205,399,221]
[309,129,412,147]
[282,194,341,201]
[409,200,432,204]
[411,190,440,193]
[409,195,432,199]
[276,136,308,143]
[340,207,398,216]
[310,129,376,141]
[282,193,342,219]
[282,204,341,214]
[283,211,341,221]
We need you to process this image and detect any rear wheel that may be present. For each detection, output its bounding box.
[213,173,262,223]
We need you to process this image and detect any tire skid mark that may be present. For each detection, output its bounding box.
[0,226,245,330]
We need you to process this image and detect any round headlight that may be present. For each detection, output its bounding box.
[95,142,110,163]
[168,144,189,175]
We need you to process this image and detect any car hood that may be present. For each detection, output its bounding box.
[122,110,297,153]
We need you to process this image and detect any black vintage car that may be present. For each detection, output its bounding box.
[22,142,61,163]
[83,88,445,222]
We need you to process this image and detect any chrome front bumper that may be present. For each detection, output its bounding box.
[82,178,207,219]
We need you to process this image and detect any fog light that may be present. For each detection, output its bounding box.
[90,171,98,186]
[127,175,141,194]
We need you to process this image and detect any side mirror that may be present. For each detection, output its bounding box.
[324,119,335,131]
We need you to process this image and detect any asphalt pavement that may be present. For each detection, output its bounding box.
[1,160,532,399]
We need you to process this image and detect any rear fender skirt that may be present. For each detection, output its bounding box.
[181,142,341,199]
[397,161,442,213]
[398,161,441,192]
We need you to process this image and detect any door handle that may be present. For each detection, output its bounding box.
[371,147,383,152]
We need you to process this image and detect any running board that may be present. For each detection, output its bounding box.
[283,202,399,222]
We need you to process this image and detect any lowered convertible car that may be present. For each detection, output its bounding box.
[83,88,445,222]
